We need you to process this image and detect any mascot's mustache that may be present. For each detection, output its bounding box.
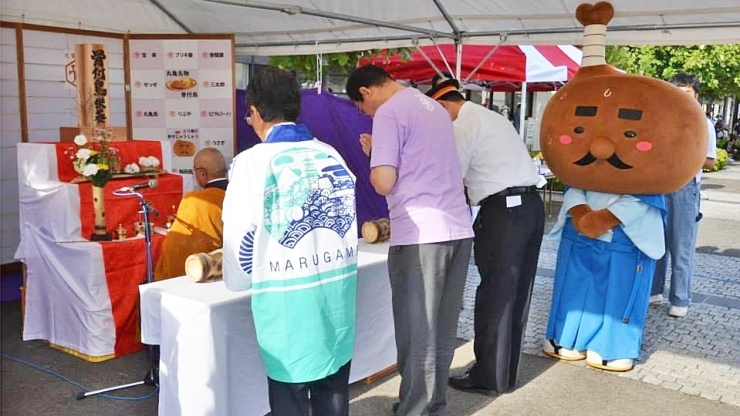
[573,152,632,169]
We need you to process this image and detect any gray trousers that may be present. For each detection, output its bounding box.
[389,238,473,416]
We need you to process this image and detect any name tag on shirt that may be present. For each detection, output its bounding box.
[536,175,548,188]
[506,195,522,208]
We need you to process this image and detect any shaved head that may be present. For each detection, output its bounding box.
[193,147,227,185]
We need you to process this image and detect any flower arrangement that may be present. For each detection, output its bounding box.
[71,128,119,187]
[68,127,162,182]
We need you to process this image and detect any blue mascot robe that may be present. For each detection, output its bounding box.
[546,188,666,361]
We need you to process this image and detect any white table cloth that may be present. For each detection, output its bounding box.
[140,241,396,416]
[15,142,193,359]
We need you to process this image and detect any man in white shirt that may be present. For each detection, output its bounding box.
[426,78,545,396]
[650,73,717,318]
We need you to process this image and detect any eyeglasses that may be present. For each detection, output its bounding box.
[193,167,206,174]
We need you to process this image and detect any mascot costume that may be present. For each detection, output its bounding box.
[540,2,708,371]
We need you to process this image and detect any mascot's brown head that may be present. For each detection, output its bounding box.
[540,2,707,195]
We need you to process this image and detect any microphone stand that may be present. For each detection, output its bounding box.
[77,189,158,400]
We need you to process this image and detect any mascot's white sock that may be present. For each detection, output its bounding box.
[585,350,634,372]
[543,339,586,361]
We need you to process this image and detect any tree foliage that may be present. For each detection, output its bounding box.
[268,49,411,83]
[605,45,740,99]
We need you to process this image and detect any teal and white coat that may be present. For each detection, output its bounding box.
[222,123,358,383]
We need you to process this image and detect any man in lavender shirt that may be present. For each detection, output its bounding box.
[346,65,474,416]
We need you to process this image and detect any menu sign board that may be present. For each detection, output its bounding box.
[129,38,234,173]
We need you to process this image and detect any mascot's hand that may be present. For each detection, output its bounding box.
[568,204,592,235]
[578,209,621,239]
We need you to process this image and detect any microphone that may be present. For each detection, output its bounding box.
[116,179,158,192]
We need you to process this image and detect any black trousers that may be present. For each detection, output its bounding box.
[267,360,352,416]
[468,191,545,392]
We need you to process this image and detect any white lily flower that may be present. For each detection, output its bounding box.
[76,148,92,160]
[74,134,87,146]
[82,164,100,176]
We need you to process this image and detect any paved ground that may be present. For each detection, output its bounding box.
[2,163,738,415]
[456,161,740,408]
[695,166,740,257]
[348,342,740,416]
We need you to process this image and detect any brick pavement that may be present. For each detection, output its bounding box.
[456,163,740,408]
[456,240,740,408]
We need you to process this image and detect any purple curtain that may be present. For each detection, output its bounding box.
[236,89,389,231]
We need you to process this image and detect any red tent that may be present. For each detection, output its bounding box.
[361,44,581,91]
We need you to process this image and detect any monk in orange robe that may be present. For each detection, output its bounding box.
[154,147,229,280]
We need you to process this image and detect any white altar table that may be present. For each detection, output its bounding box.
[140,241,396,416]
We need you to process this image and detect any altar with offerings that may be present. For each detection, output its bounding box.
[15,140,194,361]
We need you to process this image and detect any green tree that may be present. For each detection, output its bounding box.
[605,45,740,99]
[268,49,411,83]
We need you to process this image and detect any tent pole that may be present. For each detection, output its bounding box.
[430,38,455,77]
[416,46,447,81]
[464,42,503,83]
[316,47,323,94]
[455,42,462,81]
[204,0,452,39]
[149,0,192,33]
[519,82,527,140]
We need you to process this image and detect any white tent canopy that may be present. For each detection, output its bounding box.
[2,0,739,55]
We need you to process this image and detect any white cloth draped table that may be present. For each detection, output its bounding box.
[140,241,396,416]
[16,141,193,360]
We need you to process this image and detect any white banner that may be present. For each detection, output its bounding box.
[130,38,234,174]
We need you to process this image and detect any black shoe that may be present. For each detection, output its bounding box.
[448,373,498,397]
